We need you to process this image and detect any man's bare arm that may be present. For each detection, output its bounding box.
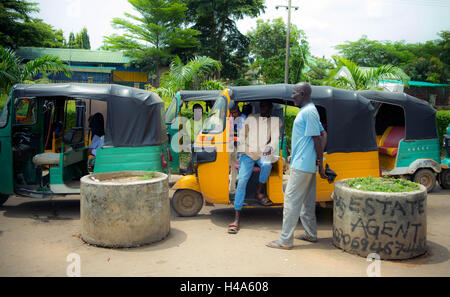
[313,135,327,179]
[320,130,327,152]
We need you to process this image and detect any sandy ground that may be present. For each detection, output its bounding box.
[0,177,449,277]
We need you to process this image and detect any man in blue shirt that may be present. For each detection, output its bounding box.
[267,82,327,250]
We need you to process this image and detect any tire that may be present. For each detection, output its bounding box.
[171,189,203,217]
[0,194,9,207]
[413,169,436,193]
[439,169,450,190]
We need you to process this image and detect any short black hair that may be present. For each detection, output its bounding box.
[294,82,312,98]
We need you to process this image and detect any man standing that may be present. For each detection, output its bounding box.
[266,82,327,249]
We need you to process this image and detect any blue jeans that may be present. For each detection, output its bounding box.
[234,154,272,211]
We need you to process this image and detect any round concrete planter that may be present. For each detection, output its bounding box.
[80,171,169,248]
[333,179,427,260]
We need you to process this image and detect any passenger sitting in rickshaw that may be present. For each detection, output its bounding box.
[228,101,281,234]
[229,104,247,192]
[87,113,105,169]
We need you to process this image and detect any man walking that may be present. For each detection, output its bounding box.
[266,82,327,249]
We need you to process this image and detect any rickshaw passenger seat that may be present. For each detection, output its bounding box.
[378,126,405,157]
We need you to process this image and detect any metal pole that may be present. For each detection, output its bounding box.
[284,0,292,84]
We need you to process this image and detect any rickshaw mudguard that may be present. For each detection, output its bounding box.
[172,174,201,193]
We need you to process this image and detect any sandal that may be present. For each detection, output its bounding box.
[228,223,240,234]
[266,240,293,250]
[255,193,273,206]
[295,233,317,243]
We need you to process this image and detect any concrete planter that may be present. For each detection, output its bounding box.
[80,171,169,248]
[333,179,427,260]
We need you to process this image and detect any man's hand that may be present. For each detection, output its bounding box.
[263,146,273,156]
[319,165,328,180]
[317,158,328,179]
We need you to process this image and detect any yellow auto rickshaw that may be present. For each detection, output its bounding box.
[171,84,380,216]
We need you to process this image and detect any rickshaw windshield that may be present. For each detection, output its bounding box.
[165,98,177,123]
[0,95,11,128]
[202,95,227,134]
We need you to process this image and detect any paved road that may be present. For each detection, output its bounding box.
[0,183,449,277]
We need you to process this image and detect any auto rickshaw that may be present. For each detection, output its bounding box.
[358,90,441,192]
[165,90,220,174]
[439,124,450,189]
[0,83,169,206]
[171,84,380,216]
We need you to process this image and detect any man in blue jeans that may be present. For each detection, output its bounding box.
[266,82,328,249]
[228,101,281,234]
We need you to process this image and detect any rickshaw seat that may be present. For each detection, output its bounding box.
[32,152,60,166]
[234,163,261,172]
[378,126,405,157]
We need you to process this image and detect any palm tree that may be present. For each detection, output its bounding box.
[0,46,70,94]
[326,56,410,90]
[155,56,223,100]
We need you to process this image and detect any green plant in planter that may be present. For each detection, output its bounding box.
[344,176,420,192]
[139,173,155,180]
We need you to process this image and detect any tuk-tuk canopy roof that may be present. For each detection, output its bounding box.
[12,83,167,147]
[178,90,221,102]
[358,90,437,140]
[227,84,378,154]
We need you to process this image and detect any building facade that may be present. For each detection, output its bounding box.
[16,47,148,89]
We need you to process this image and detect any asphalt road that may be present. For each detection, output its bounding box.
[0,182,449,277]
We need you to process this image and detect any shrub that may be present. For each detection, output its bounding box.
[437,110,450,150]
[344,176,420,192]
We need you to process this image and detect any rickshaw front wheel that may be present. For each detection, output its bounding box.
[413,169,436,193]
[171,190,203,217]
[0,194,9,207]
[439,169,450,189]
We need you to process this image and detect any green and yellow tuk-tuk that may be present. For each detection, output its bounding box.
[0,83,169,206]
[171,84,380,216]
[358,90,441,192]
[165,90,220,174]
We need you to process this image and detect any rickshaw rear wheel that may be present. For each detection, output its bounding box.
[0,194,9,207]
[171,190,203,217]
[439,169,450,189]
[413,169,436,193]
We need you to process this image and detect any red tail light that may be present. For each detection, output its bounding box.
[161,153,168,169]
[168,150,173,162]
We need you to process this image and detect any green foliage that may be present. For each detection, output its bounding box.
[156,55,222,100]
[326,56,409,91]
[184,0,265,80]
[0,46,70,94]
[247,18,310,84]
[232,78,252,86]
[200,80,226,91]
[0,0,67,49]
[139,172,155,180]
[344,176,420,193]
[104,0,200,73]
[67,28,91,49]
[304,56,335,86]
[335,33,450,84]
[437,110,450,151]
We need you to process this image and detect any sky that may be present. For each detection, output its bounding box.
[35,0,450,58]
